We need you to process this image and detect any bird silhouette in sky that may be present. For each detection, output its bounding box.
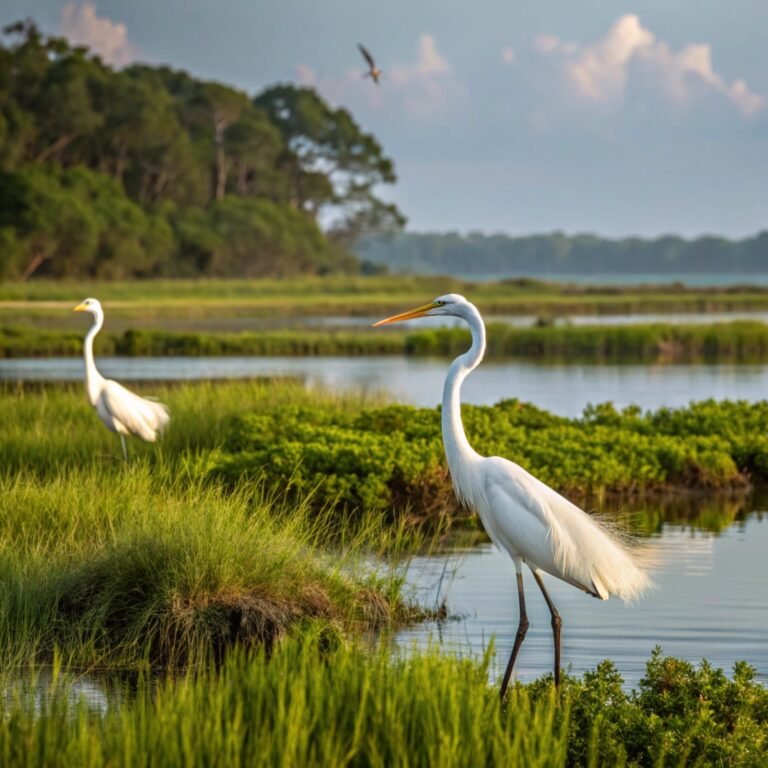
[358,43,382,84]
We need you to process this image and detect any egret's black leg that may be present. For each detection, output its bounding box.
[500,571,529,700]
[532,570,562,687]
[120,434,128,461]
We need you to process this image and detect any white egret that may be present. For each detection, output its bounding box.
[74,298,170,459]
[374,294,650,696]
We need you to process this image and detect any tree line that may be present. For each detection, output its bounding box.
[356,231,768,277]
[0,20,404,280]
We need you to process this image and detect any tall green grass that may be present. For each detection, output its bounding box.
[1,378,766,765]
[0,639,764,767]
[0,462,426,667]
[0,381,422,670]
[0,379,386,477]
[0,637,569,768]
[0,467,422,670]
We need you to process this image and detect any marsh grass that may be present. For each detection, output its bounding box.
[0,636,570,768]
[0,379,386,476]
[0,639,765,767]
[0,467,425,671]
[0,380,426,670]
[6,319,768,362]
[4,274,768,309]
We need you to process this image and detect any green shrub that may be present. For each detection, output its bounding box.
[213,398,762,522]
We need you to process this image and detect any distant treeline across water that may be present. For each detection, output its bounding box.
[356,231,768,280]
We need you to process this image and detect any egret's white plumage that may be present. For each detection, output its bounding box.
[374,294,650,694]
[74,298,170,458]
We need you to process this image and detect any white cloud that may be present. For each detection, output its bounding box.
[537,14,764,116]
[295,64,316,86]
[412,33,450,75]
[501,47,516,64]
[59,2,141,67]
[387,34,455,116]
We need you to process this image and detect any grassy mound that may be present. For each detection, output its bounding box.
[0,468,418,670]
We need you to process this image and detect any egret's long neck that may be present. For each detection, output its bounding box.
[441,304,486,473]
[83,311,104,404]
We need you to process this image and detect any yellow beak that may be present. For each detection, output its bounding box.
[73,302,87,312]
[372,301,439,327]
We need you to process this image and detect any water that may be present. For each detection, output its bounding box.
[305,311,768,330]
[398,503,768,687]
[3,670,111,714]
[4,356,768,417]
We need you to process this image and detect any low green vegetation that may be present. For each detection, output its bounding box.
[0,640,765,767]
[216,398,768,521]
[5,318,768,362]
[3,381,764,530]
[5,274,768,313]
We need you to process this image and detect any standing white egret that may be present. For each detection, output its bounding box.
[374,294,650,696]
[74,298,170,459]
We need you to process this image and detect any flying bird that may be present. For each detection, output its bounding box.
[74,298,170,459]
[358,43,382,84]
[374,294,651,697]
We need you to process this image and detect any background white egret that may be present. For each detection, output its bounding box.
[74,298,170,459]
[374,294,651,697]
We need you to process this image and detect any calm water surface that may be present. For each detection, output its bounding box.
[4,356,768,417]
[307,311,768,330]
[399,507,768,687]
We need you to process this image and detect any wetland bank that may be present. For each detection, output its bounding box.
[1,379,767,766]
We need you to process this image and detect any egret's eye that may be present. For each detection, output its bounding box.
[435,300,446,307]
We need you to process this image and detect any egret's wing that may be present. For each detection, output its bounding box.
[483,456,650,601]
[100,380,170,442]
[482,458,602,596]
[358,43,375,68]
[483,462,566,562]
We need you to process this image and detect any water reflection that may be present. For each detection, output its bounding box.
[2,668,112,714]
[399,495,768,687]
[612,490,764,536]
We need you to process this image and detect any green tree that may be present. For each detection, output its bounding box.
[255,85,405,243]
[0,166,98,278]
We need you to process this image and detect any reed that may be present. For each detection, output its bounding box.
[0,639,764,767]
[6,320,768,362]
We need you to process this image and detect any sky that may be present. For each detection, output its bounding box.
[4,1,768,238]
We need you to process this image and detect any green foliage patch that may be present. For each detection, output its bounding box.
[215,399,768,521]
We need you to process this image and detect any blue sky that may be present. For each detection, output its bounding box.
[5,1,768,238]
